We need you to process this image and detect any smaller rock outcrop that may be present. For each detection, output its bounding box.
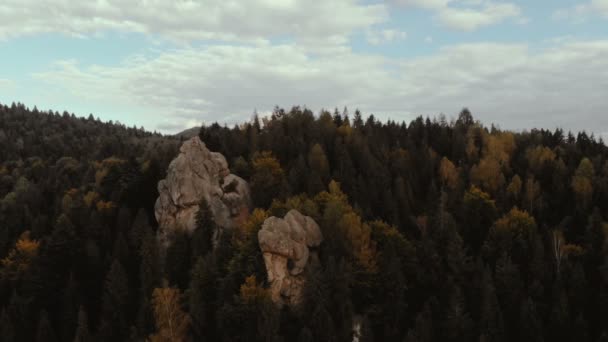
[258,210,323,306]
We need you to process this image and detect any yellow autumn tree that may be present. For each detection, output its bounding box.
[526,146,556,173]
[239,275,269,305]
[236,208,268,247]
[506,174,522,200]
[1,231,40,281]
[315,181,377,272]
[470,158,505,194]
[572,158,594,209]
[484,207,538,262]
[524,176,541,213]
[251,151,286,207]
[483,132,516,166]
[83,191,100,208]
[439,157,459,190]
[469,130,516,194]
[338,212,377,272]
[493,207,537,235]
[149,287,191,342]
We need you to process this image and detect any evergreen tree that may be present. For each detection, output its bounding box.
[36,310,58,342]
[99,259,129,341]
[164,231,192,289]
[188,254,218,340]
[73,306,91,342]
[479,267,505,342]
[0,309,16,342]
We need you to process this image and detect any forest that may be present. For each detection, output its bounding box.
[1,101,608,341]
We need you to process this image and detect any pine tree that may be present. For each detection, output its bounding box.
[405,302,433,342]
[164,231,191,289]
[519,298,543,342]
[73,306,91,342]
[99,259,129,341]
[188,254,218,340]
[36,310,58,342]
[140,229,161,299]
[442,285,473,342]
[191,198,215,259]
[479,267,505,342]
[298,327,314,342]
[0,309,16,342]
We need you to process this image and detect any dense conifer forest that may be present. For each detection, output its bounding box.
[2,101,608,341]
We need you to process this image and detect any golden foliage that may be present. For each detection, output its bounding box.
[470,158,505,194]
[83,191,100,208]
[239,275,269,305]
[140,160,151,173]
[308,144,330,176]
[1,231,40,280]
[236,209,268,247]
[94,157,127,186]
[252,151,284,177]
[562,244,584,257]
[506,175,522,199]
[66,188,79,197]
[338,212,377,272]
[315,181,377,272]
[572,158,594,207]
[465,186,494,204]
[481,132,516,165]
[269,195,320,219]
[493,207,537,235]
[96,200,116,213]
[150,287,191,342]
[524,177,541,212]
[465,127,481,161]
[337,123,353,138]
[95,168,109,187]
[439,157,459,189]
[526,146,556,173]
[469,130,517,194]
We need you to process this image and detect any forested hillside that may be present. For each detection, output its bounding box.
[2,102,608,341]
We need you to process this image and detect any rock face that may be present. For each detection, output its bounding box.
[155,136,251,251]
[258,210,323,306]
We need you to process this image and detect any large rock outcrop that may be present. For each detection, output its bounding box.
[258,210,323,306]
[155,136,251,251]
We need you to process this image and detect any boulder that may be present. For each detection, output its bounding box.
[155,136,251,252]
[258,210,323,306]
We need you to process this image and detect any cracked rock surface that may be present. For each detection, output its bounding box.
[155,136,251,252]
[258,210,323,306]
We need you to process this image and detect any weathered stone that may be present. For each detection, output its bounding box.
[155,136,251,253]
[258,209,323,306]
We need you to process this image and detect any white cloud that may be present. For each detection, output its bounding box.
[391,0,521,31]
[0,79,14,89]
[393,0,452,10]
[554,0,608,20]
[366,29,407,45]
[438,3,520,31]
[0,0,387,44]
[425,36,434,43]
[33,39,608,135]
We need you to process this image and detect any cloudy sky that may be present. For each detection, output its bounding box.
[1,0,607,136]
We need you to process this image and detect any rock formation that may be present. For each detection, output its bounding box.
[155,136,251,252]
[258,210,323,306]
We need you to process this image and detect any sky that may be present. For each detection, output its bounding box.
[0,0,607,136]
